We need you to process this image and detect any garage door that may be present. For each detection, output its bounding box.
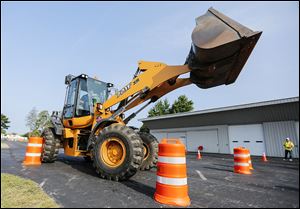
[228,124,265,156]
[167,132,187,148]
[151,131,187,149]
[187,130,219,153]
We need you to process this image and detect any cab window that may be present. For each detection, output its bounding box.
[87,78,108,113]
[76,79,91,117]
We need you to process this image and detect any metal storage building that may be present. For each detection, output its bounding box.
[140,97,299,158]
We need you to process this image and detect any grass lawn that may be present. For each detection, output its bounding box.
[1,173,59,208]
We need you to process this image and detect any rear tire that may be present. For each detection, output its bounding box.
[92,124,143,181]
[138,132,158,171]
[41,128,61,163]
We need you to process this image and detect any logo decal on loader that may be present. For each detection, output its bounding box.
[116,78,139,98]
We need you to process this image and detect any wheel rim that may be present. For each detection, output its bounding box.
[100,138,126,168]
[143,143,150,161]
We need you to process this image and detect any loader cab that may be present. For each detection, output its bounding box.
[62,74,110,128]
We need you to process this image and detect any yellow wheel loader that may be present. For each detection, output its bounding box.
[41,8,262,181]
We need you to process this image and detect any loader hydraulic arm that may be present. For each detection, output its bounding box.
[103,61,192,115]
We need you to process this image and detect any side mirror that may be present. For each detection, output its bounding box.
[108,87,118,96]
[65,74,75,85]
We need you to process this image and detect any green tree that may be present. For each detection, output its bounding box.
[1,114,10,134]
[141,95,194,132]
[148,99,170,117]
[21,132,30,138]
[170,95,194,114]
[36,111,52,130]
[26,107,38,134]
[25,108,51,137]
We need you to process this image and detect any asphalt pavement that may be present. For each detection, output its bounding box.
[1,141,299,208]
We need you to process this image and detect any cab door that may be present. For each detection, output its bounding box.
[63,78,93,129]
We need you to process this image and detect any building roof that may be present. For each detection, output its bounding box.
[140,97,299,129]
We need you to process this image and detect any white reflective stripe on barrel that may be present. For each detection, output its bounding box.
[27,143,43,147]
[234,162,249,167]
[25,153,42,157]
[158,156,186,164]
[157,176,187,186]
[234,154,250,158]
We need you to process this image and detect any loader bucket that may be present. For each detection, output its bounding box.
[186,7,262,89]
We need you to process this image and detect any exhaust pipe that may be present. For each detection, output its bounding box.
[186,7,262,89]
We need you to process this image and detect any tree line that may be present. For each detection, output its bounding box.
[25,108,52,137]
[140,95,193,132]
[1,114,10,134]
[1,109,52,137]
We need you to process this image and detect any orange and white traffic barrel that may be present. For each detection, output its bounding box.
[246,149,254,170]
[23,137,44,165]
[233,147,251,175]
[154,139,190,207]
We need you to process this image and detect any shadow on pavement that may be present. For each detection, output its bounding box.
[121,179,156,199]
[57,155,99,178]
[59,154,158,199]
[274,185,299,192]
[265,164,299,170]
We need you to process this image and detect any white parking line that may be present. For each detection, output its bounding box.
[39,178,48,188]
[196,170,207,181]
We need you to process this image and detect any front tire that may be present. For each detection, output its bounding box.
[41,128,61,163]
[92,124,143,181]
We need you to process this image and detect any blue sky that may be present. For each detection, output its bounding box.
[1,1,299,134]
